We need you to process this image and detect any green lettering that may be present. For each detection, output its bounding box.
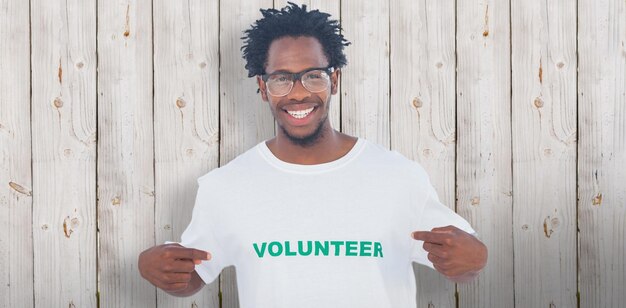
[373,242,383,258]
[253,242,267,258]
[268,241,283,257]
[298,241,313,256]
[284,241,296,256]
[346,241,358,256]
[330,241,344,256]
[359,241,372,256]
[315,241,329,256]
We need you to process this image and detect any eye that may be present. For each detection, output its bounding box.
[269,74,290,82]
[305,71,325,79]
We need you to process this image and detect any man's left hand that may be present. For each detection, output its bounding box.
[411,225,487,282]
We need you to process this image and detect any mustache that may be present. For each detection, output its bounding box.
[278,96,323,107]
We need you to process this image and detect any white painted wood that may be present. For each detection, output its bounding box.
[30,0,98,306]
[219,1,275,307]
[5,2,626,307]
[273,0,342,133]
[96,1,156,307]
[456,1,515,307]
[0,0,33,306]
[341,0,390,147]
[389,0,458,306]
[578,0,626,306]
[511,0,578,307]
[153,0,221,307]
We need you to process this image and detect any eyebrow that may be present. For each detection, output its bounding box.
[266,67,327,75]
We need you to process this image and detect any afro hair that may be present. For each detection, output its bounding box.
[241,2,351,77]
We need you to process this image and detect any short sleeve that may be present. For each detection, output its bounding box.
[165,178,228,284]
[410,183,476,269]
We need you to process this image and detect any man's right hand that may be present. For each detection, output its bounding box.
[138,243,211,295]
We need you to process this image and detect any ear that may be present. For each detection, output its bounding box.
[330,69,341,95]
[257,76,269,102]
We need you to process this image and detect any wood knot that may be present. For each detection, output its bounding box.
[199,62,207,69]
[63,216,73,238]
[76,62,84,69]
[534,97,544,108]
[53,97,63,108]
[592,193,602,206]
[111,196,121,206]
[164,224,171,230]
[543,216,558,238]
[471,197,480,206]
[521,224,529,231]
[176,98,186,108]
[435,62,443,69]
[556,62,565,69]
[412,97,423,108]
[9,181,32,196]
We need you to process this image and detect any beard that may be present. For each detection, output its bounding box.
[274,95,332,148]
[278,111,328,148]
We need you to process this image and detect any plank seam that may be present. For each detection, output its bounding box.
[508,0,516,307]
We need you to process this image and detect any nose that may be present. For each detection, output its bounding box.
[288,79,311,101]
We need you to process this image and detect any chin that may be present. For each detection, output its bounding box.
[282,124,326,147]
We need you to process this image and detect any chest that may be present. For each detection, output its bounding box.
[210,181,420,264]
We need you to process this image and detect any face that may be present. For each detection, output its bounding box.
[257,36,340,147]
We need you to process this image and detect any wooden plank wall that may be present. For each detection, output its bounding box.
[1,0,625,307]
[30,0,98,307]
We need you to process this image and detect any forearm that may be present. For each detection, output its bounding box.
[165,271,205,297]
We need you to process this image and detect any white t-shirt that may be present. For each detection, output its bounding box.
[175,137,475,308]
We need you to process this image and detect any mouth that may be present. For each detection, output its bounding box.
[285,106,315,119]
[281,105,318,126]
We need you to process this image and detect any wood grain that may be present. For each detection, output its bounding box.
[511,0,578,306]
[31,0,98,306]
[0,0,33,306]
[390,0,458,306]
[97,0,156,307]
[153,0,221,306]
[341,0,390,147]
[456,0,515,307]
[578,0,626,306]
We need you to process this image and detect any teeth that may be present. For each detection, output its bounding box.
[286,107,314,119]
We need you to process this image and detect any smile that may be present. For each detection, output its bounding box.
[285,107,315,119]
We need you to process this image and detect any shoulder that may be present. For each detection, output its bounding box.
[359,139,431,183]
[196,142,263,186]
[360,139,428,173]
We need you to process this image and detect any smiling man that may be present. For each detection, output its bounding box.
[138,3,487,307]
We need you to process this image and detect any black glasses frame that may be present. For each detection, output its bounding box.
[260,66,335,96]
[260,66,334,83]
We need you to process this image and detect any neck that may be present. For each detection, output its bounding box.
[266,123,357,165]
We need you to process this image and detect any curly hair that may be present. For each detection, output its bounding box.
[241,2,351,77]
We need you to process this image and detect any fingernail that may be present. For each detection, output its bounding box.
[207,252,211,260]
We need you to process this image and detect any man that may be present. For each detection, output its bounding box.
[139,3,487,307]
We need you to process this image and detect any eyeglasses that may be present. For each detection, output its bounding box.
[261,66,334,97]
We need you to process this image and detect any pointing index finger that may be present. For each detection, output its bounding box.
[411,231,449,244]
[169,247,211,261]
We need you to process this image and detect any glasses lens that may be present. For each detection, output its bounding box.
[267,74,293,96]
[302,70,330,93]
